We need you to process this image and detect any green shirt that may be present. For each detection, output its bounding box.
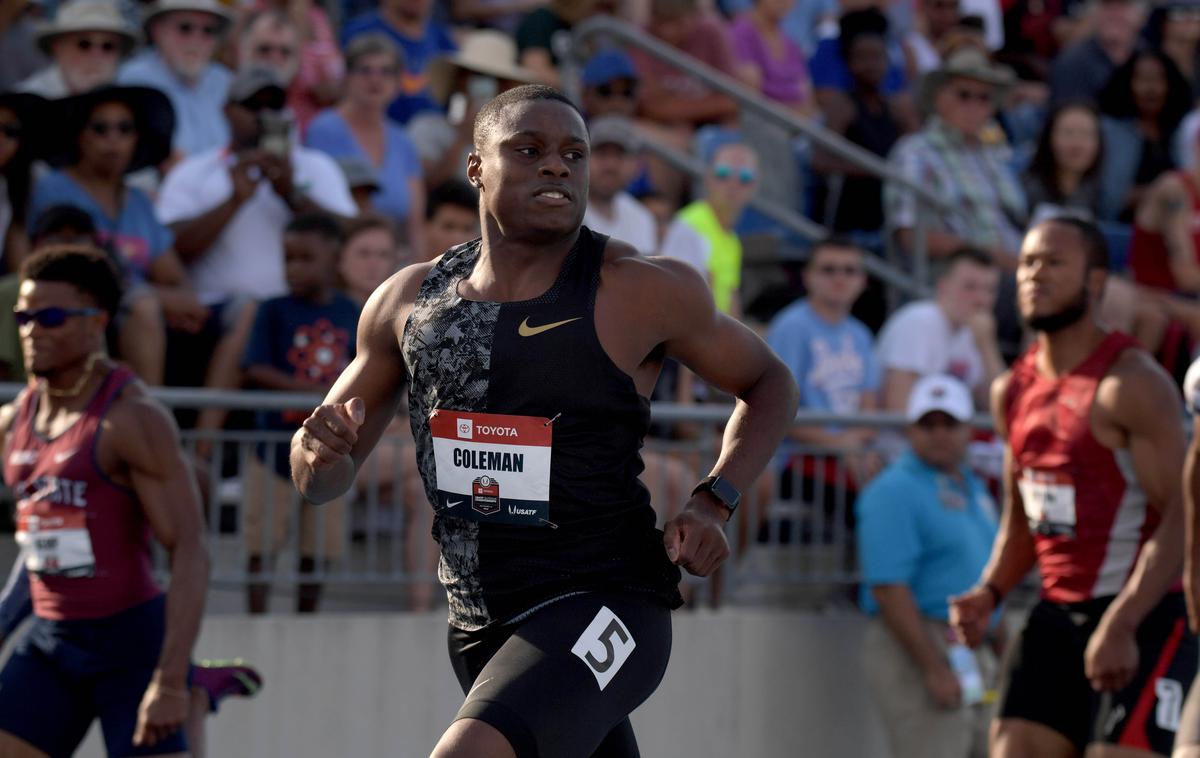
[678,201,742,313]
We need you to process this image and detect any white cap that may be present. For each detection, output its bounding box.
[906,374,973,423]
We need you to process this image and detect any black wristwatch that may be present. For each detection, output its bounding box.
[691,475,741,519]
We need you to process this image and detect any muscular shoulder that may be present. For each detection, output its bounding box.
[1097,348,1183,427]
[365,258,439,338]
[599,249,716,342]
[104,381,183,464]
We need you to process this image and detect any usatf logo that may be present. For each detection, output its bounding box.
[457,419,473,439]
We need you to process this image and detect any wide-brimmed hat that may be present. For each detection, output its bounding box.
[44,85,175,173]
[34,0,139,56]
[917,48,1015,114]
[141,0,232,37]
[429,30,538,104]
[0,92,50,158]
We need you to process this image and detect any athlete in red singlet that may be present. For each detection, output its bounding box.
[951,217,1196,758]
[0,247,209,758]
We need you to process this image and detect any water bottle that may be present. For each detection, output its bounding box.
[946,639,985,706]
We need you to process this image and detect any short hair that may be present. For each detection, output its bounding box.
[29,205,97,246]
[839,8,889,60]
[343,33,404,72]
[285,212,345,247]
[936,247,994,281]
[20,245,123,317]
[240,8,294,41]
[426,179,479,219]
[807,236,864,267]
[472,84,584,152]
[1042,215,1110,271]
[341,213,396,246]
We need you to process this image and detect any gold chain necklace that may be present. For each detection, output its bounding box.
[39,352,105,399]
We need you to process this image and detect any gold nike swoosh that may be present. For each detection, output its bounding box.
[518,316,582,337]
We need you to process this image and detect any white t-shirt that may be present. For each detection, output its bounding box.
[658,217,710,274]
[156,146,356,305]
[875,300,984,392]
[583,192,658,256]
[1184,355,1200,415]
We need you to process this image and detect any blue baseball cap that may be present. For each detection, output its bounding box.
[582,49,637,87]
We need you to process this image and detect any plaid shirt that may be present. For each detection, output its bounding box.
[885,117,1026,253]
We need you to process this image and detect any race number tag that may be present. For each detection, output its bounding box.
[16,511,96,577]
[1019,470,1077,537]
[571,606,636,691]
[430,409,552,527]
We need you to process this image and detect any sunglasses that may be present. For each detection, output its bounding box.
[953,87,993,104]
[255,43,295,58]
[713,164,756,184]
[0,122,20,140]
[595,81,637,98]
[175,20,220,37]
[86,119,136,137]
[14,306,101,328]
[814,264,863,276]
[74,36,119,54]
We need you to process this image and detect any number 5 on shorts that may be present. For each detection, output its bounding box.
[571,606,636,691]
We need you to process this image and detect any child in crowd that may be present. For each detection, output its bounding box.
[422,178,480,261]
[338,214,406,306]
[241,212,360,614]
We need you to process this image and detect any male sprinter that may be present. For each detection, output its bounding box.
[291,84,800,757]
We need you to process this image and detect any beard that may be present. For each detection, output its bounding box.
[1025,285,1088,334]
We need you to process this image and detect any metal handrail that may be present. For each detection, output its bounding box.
[570,15,951,215]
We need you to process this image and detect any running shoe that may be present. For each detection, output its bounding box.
[191,659,263,713]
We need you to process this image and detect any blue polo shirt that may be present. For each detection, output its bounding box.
[118,50,232,157]
[856,452,997,621]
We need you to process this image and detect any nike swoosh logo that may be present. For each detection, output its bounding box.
[447,500,462,508]
[518,317,581,337]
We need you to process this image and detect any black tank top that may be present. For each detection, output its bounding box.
[402,227,683,630]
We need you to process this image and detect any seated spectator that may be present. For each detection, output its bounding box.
[306,34,425,256]
[809,0,911,116]
[336,156,383,215]
[236,9,300,86]
[729,0,817,117]
[1022,99,1104,220]
[904,0,961,78]
[242,212,359,614]
[660,140,759,316]
[118,0,234,159]
[856,373,997,758]
[515,0,618,88]
[0,92,45,271]
[766,238,882,486]
[1097,49,1192,222]
[582,116,658,255]
[0,1,48,90]
[18,0,137,99]
[885,48,1024,270]
[876,247,1003,411]
[581,49,640,125]
[338,214,404,306]
[412,29,536,188]
[339,0,457,124]
[1130,139,1200,294]
[449,0,542,36]
[423,178,479,260]
[813,9,912,233]
[238,0,343,134]
[29,84,194,385]
[1147,1,1200,99]
[1048,0,1144,107]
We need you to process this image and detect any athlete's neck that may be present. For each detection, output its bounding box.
[37,354,109,415]
[1036,318,1107,378]
[467,225,579,302]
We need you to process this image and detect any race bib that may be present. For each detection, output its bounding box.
[430,410,552,527]
[16,510,96,577]
[1019,470,1076,537]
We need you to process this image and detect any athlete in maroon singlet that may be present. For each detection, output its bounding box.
[0,247,209,758]
[951,217,1196,758]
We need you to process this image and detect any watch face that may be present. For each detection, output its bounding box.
[711,477,740,508]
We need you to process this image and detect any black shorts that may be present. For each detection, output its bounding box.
[447,591,673,758]
[999,592,1196,755]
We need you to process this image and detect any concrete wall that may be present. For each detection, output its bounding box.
[72,610,890,758]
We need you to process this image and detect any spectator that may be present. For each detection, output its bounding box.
[1129,137,1200,294]
[339,0,457,124]
[580,48,640,121]
[339,214,403,306]
[813,8,912,233]
[766,239,882,484]
[29,84,194,385]
[412,29,536,187]
[660,141,759,315]
[0,92,45,271]
[242,212,359,614]
[423,178,479,260]
[237,9,300,86]
[857,373,997,758]
[1147,1,1200,99]
[336,156,382,215]
[728,0,817,116]
[1048,0,1145,106]
[118,0,234,159]
[449,0,543,36]
[18,0,138,99]
[0,1,47,90]
[582,116,658,255]
[904,0,960,77]
[515,0,618,87]
[239,0,343,134]
[1022,99,1104,220]
[876,247,1003,412]
[809,0,912,116]
[306,34,425,256]
[1097,48,1192,222]
[885,48,1024,270]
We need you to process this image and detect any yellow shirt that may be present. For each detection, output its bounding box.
[678,201,741,313]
